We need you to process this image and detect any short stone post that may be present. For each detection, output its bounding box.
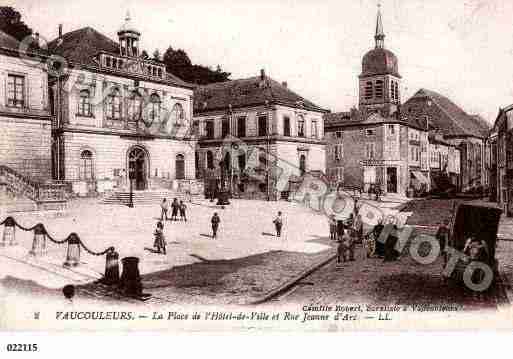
[103,249,119,285]
[63,233,81,267]
[1,217,16,247]
[119,256,142,296]
[29,224,47,257]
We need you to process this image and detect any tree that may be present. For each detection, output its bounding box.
[140,50,149,60]
[162,46,230,85]
[152,49,161,61]
[0,6,33,42]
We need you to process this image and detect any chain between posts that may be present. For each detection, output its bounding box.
[1,216,114,256]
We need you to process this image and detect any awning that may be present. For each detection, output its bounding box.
[411,171,429,184]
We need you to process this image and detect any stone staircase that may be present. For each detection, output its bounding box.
[101,190,203,206]
[0,165,71,211]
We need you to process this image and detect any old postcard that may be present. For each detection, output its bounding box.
[1,0,513,339]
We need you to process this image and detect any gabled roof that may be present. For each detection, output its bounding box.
[193,76,328,114]
[47,27,191,88]
[403,88,490,138]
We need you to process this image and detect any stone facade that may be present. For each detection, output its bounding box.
[492,106,513,216]
[49,23,196,196]
[194,100,327,201]
[0,51,52,181]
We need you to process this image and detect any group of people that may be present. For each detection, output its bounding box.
[160,198,187,222]
[328,211,364,264]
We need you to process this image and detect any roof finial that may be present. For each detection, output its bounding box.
[125,10,131,22]
[375,3,385,48]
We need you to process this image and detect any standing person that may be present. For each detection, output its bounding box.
[211,212,220,239]
[160,198,169,221]
[336,220,345,242]
[171,198,179,221]
[435,218,450,255]
[329,215,337,241]
[373,219,385,258]
[354,213,363,243]
[179,200,187,222]
[273,211,283,237]
[153,221,166,254]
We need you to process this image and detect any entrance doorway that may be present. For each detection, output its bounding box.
[128,146,148,190]
[386,167,397,193]
[176,154,185,180]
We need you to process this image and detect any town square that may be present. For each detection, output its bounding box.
[1,0,513,321]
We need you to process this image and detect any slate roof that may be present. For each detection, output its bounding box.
[403,89,490,139]
[193,76,328,114]
[324,108,427,131]
[0,30,20,51]
[47,27,191,88]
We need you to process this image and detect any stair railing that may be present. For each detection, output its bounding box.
[0,165,69,202]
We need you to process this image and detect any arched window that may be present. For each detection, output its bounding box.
[78,89,91,116]
[364,81,373,100]
[170,103,185,125]
[299,154,306,176]
[176,154,185,180]
[107,88,122,119]
[206,151,214,169]
[297,115,305,137]
[127,91,142,121]
[149,93,161,122]
[79,150,94,180]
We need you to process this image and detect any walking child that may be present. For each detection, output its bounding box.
[179,200,187,222]
[273,211,283,237]
[153,221,166,254]
[211,212,220,239]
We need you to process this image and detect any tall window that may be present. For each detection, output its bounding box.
[364,81,373,100]
[366,143,375,159]
[79,150,94,180]
[205,120,214,139]
[283,116,291,137]
[375,80,384,99]
[170,103,185,124]
[258,115,268,136]
[106,88,122,119]
[299,154,306,175]
[237,116,246,138]
[78,89,91,116]
[394,82,399,101]
[149,93,161,122]
[7,74,25,108]
[222,118,230,137]
[311,120,318,138]
[238,153,246,171]
[297,116,305,137]
[127,91,142,120]
[388,124,395,135]
[206,151,214,169]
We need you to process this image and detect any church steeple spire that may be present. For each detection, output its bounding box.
[375,4,385,49]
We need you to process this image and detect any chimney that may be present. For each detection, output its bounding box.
[282,81,288,88]
[260,69,265,80]
[58,24,63,38]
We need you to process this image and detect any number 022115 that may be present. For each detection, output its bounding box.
[6,344,38,352]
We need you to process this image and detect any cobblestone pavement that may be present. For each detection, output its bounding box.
[278,198,512,310]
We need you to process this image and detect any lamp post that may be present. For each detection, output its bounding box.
[128,166,134,208]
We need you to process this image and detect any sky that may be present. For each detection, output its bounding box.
[8,0,513,124]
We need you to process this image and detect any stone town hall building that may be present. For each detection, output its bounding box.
[48,14,196,196]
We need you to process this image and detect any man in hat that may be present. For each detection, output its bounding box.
[211,212,220,239]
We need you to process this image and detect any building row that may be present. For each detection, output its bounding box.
[0,7,494,204]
